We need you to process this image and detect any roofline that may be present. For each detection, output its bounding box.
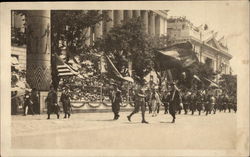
[189,37,232,59]
[170,38,232,59]
[152,10,168,19]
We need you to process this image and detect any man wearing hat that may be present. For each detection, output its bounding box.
[112,88,123,120]
[168,82,182,123]
[60,88,72,118]
[46,86,60,119]
[127,84,148,124]
[23,89,35,116]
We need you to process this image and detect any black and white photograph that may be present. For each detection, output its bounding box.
[1,1,249,157]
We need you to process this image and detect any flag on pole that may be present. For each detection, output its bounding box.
[156,42,199,70]
[203,77,220,88]
[104,55,134,83]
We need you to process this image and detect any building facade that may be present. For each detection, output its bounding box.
[11,12,26,70]
[84,10,169,46]
[11,10,169,90]
[167,16,232,76]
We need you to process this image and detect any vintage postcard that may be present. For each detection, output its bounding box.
[1,1,249,157]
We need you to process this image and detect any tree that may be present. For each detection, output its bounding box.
[219,74,237,96]
[94,17,153,85]
[51,10,108,89]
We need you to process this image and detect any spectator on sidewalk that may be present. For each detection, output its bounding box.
[31,88,39,114]
[60,88,72,119]
[23,90,35,116]
[46,86,60,119]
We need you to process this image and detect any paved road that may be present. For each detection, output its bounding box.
[12,111,236,149]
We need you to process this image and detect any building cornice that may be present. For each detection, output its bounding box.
[152,10,168,19]
[189,37,232,59]
[171,37,232,60]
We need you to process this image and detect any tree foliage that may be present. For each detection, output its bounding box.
[219,74,237,96]
[94,17,153,85]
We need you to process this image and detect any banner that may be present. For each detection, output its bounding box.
[156,41,199,70]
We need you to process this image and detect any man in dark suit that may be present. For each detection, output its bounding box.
[169,82,182,123]
[60,88,71,118]
[46,86,60,119]
[127,84,148,124]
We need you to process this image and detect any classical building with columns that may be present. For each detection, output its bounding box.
[167,16,232,77]
[11,10,169,91]
[85,10,169,46]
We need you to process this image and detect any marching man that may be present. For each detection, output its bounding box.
[127,83,149,124]
[168,82,182,123]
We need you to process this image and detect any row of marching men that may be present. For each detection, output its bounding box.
[162,89,237,116]
[110,82,237,124]
[111,82,183,123]
[142,87,237,117]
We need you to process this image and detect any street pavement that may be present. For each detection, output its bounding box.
[12,111,236,149]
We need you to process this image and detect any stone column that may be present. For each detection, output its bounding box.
[164,19,168,35]
[103,10,114,34]
[141,10,148,33]
[26,10,51,91]
[149,11,156,36]
[124,10,133,22]
[155,15,161,36]
[114,10,124,26]
[85,27,91,46]
[94,10,103,39]
[133,10,141,18]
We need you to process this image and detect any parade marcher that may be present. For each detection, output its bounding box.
[204,93,211,115]
[127,84,149,124]
[196,91,204,115]
[46,86,60,119]
[222,94,229,113]
[189,91,197,115]
[162,90,170,114]
[109,86,117,120]
[23,90,35,116]
[168,82,182,123]
[145,90,151,114]
[150,88,162,117]
[214,95,219,114]
[218,94,223,112]
[232,95,237,113]
[31,88,39,114]
[210,94,216,114]
[182,90,191,115]
[112,88,123,120]
[60,88,72,118]
[228,95,234,113]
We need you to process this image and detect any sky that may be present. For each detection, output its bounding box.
[164,1,249,75]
